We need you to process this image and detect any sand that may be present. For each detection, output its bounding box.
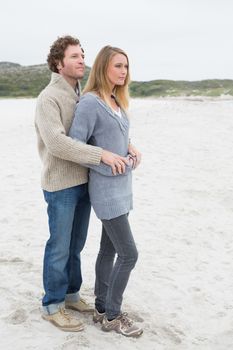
[0,96,233,350]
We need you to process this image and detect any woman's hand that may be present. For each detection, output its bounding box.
[128,143,142,168]
[126,154,136,169]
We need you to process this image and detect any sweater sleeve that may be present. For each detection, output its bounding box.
[86,159,132,176]
[69,96,132,177]
[35,95,102,165]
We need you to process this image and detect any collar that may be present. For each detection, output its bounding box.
[50,72,80,101]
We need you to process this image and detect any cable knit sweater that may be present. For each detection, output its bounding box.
[35,73,102,191]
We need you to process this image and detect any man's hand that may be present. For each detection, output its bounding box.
[101,150,129,175]
[128,143,142,169]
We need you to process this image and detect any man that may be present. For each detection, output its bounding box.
[35,35,141,332]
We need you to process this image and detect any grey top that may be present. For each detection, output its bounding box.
[69,92,133,220]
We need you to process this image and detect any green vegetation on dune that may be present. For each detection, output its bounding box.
[0,64,50,97]
[0,62,233,98]
[130,79,233,97]
[0,62,91,98]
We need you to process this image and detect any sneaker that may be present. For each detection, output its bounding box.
[93,308,105,324]
[102,312,143,338]
[65,298,94,313]
[42,307,84,332]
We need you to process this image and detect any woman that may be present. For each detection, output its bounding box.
[69,46,143,338]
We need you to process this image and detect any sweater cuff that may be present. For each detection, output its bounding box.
[88,146,102,165]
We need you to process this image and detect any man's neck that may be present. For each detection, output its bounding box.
[60,74,78,90]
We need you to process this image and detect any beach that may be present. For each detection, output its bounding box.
[1,97,233,350]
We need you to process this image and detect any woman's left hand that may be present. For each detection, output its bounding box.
[128,143,142,168]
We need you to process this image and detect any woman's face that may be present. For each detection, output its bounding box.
[107,53,128,89]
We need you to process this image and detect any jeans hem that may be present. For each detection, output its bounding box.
[65,292,80,303]
[43,301,65,315]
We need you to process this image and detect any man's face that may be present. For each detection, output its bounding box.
[57,44,85,81]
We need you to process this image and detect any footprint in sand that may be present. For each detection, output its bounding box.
[216,311,227,318]
[0,257,24,264]
[129,312,144,322]
[0,218,9,224]
[6,308,28,324]
[61,335,90,349]
[162,325,185,344]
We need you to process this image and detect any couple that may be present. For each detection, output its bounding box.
[35,35,143,338]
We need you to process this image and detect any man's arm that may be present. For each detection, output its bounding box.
[35,96,102,165]
[74,152,133,177]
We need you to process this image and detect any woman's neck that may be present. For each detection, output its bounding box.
[90,90,120,111]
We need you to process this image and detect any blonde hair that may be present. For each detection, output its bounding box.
[83,45,130,110]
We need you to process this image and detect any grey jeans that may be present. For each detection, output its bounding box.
[94,214,138,319]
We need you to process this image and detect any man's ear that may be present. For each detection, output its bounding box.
[56,60,62,71]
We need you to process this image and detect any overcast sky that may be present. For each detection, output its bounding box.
[1,0,232,81]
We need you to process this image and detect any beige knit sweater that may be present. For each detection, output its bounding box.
[35,73,102,191]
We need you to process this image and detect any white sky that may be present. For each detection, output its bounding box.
[1,0,232,81]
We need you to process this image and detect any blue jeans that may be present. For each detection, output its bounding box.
[94,214,138,319]
[42,184,91,314]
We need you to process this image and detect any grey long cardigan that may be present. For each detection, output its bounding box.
[69,92,133,220]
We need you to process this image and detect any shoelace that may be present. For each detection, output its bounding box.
[59,308,72,322]
[119,312,133,328]
[79,298,89,305]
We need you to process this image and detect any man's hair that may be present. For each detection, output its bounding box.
[47,35,81,73]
